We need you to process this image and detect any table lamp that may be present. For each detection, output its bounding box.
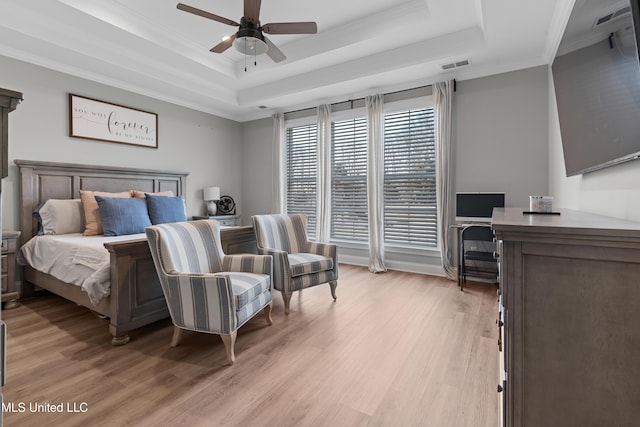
[203,186,221,216]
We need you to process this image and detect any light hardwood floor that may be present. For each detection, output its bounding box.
[2,265,499,427]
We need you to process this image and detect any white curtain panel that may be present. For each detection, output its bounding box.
[272,113,286,214]
[316,104,332,242]
[434,81,456,280]
[366,94,387,273]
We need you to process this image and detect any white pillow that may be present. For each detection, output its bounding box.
[38,199,84,235]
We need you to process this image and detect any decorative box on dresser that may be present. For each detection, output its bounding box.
[492,207,640,427]
[1,230,20,309]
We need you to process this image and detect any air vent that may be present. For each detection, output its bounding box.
[441,59,471,70]
[594,6,631,27]
[258,105,268,109]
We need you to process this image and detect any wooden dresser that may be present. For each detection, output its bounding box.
[492,208,640,427]
[1,230,20,309]
[0,88,23,182]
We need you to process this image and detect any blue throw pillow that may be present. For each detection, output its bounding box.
[95,196,151,236]
[145,193,187,225]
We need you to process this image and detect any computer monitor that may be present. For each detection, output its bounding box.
[455,192,505,223]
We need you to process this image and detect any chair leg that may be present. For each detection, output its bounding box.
[263,301,273,325]
[329,281,338,301]
[282,292,292,315]
[170,325,183,347]
[220,330,237,365]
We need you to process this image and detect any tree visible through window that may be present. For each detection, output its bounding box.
[384,108,437,247]
[331,117,368,242]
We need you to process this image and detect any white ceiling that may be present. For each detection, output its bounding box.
[0,0,573,122]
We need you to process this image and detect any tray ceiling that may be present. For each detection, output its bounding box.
[0,0,571,121]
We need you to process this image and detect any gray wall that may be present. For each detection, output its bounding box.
[454,65,549,207]
[1,55,242,230]
[240,117,273,226]
[240,65,550,273]
[548,66,640,221]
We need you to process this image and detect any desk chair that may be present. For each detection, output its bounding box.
[458,224,498,291]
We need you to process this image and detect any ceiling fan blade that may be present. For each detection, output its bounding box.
[244,0,261,24]
[210,34,237,53]
[264,37,286,63]
[177,3,239,27]
[262,22,317,35]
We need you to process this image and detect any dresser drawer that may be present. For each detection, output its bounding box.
[218,218,239,226]
[1,238,16,254]
[0,230,21,307]
[192,215,240,226]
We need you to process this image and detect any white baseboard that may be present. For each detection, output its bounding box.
[339,253,446,277]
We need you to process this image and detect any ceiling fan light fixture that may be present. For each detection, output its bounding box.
[177,2,316,62]
[233,36,268,55]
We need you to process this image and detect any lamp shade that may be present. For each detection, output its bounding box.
[203,186,221,201]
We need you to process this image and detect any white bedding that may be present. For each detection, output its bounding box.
[18,233,147,306]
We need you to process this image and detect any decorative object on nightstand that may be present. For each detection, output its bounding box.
[1,230,21,309]
[216,195,236,215]
[203,186,221,216]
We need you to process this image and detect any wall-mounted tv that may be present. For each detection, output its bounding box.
[552,0,640,176]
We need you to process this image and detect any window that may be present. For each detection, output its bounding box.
[383,108,437,247]
[331,117,368,242]
[285,123,317,238]
[283,95,436,250]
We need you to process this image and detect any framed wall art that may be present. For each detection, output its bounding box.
[69,94,158,148]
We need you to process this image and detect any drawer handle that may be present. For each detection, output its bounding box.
[497,384,503,393]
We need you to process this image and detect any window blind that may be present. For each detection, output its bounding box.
[285,100,437,249]
[383,108,437,247]
[330,117,368,241]
[286,124,317,238]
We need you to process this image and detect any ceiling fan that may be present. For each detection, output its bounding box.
[177,0,317,63]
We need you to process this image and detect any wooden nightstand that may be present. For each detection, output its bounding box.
[192,215,241,226]
[1,230,20,309]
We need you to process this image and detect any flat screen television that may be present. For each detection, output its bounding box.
[552,0,640,176]
[455,192,505,223]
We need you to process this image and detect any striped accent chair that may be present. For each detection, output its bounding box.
[252,214,338,314]
[146,220,273,365]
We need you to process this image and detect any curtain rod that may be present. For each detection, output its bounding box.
[283,79,456,119]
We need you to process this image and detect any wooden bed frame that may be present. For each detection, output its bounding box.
[16,160,258,345]
[16,159,190,345]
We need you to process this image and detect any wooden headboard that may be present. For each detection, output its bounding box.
[15,159,188,244]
